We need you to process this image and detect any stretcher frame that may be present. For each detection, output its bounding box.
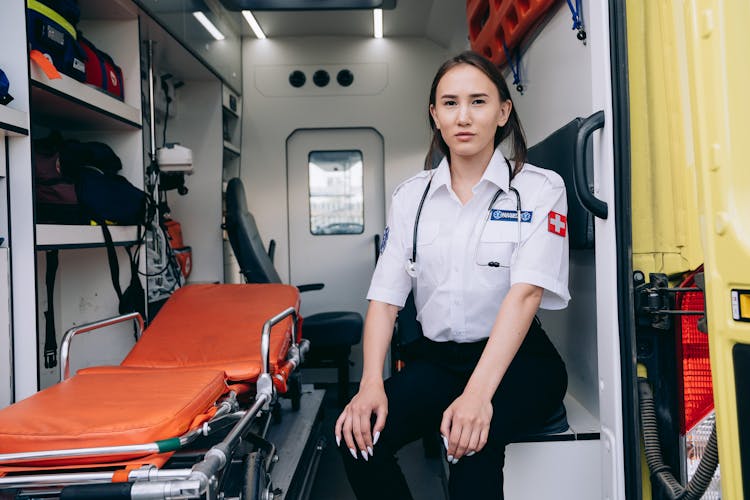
[0,305,310,500]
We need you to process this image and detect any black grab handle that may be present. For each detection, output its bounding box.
[374,234,381,264]
[574,110,608,219]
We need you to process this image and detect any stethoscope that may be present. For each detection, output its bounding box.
[405,157,521,277]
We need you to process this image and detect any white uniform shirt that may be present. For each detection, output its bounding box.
[367,147,570,343]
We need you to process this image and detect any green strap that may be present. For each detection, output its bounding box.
[28,0,77,40]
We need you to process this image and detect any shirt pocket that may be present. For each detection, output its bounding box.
[475,223,516,288]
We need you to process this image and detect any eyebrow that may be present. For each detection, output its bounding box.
[439,93,490,99]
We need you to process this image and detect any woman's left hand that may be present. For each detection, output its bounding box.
[440,392,493,463]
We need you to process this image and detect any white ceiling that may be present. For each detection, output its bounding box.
[233,0,469,49]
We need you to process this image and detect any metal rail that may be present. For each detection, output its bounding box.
[60,312,144,380]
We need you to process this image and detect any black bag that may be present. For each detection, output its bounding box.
[33,132,88,224]
[75,166,146,226]
[60,140,122,177]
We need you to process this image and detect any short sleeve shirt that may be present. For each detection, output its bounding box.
[367,148,570,343]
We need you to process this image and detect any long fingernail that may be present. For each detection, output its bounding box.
[349,448,357,460]
[361,450,369,461]
[367,446,373,457]
[336,435,341,447]
[441,435,448,449]
[373,431,380,445]
[466,450,476,457]
[447,454,454,462]
[451,458,459,465]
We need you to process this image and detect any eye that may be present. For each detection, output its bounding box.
[442,99,457,107]
[472,98,486,105]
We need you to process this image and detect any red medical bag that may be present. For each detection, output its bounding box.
[79,35,124,100]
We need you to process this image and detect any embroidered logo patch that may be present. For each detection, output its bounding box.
[380,226,389,254]
[490,209,533,222]
[548,211,567,236]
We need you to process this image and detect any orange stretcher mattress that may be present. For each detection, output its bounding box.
[121,283,301,381]
[0,367,226,463]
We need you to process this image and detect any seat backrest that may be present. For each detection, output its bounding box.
[224,177,282,284]
[526,118,594,250]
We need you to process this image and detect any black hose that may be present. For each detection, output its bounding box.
[638,378,720,499]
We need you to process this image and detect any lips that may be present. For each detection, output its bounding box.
[455,132,475,141]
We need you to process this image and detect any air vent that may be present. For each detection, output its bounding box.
[337,69,354,87]
[289,70,306,88]
[313,70,330,87]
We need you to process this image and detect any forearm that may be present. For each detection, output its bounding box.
[360,300,399,386]
[464,283,543,401]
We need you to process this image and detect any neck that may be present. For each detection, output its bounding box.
[448,147,495,204]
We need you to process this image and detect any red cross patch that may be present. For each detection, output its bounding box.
[548,211,567,237]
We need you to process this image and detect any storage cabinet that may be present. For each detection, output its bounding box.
[29,0,145,390]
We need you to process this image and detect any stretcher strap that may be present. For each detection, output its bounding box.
[111,464,140,483]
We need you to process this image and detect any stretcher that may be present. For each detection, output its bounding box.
[0,283,312,500]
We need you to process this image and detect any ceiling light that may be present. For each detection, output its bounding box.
[242,10,267,39]
[192,11,226,41]
[373,9,383,38]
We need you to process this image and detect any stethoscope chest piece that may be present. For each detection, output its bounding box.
[405,259,418,278]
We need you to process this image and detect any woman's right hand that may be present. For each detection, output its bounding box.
[334,380,388,461]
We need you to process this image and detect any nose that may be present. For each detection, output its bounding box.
[457,104,471,125]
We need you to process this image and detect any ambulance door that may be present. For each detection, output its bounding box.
[681,2,750,498]
[286,128,385,378]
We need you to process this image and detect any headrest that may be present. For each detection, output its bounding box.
[527,118,594,250]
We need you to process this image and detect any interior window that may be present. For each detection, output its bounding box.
[308,150,364,235]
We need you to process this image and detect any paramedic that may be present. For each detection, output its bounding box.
[335,51,569,499]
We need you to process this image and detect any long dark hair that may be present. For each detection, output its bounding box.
[424,51,527,177]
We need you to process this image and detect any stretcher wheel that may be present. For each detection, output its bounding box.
[242,451,273,500]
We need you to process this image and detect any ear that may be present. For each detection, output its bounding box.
[429,104,440,130]
[497,99,512,127]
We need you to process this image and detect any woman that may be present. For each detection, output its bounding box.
[335,51,569,499]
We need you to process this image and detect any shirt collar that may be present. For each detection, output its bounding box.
[427,147,511,199]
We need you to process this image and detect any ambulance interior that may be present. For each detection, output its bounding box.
[0,1,625,499]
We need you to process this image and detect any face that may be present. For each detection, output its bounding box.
[429,64,512,163]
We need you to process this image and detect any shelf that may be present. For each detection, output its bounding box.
[0,105,29,136]
[36,224,140,250]
[223,141,241,157]
[30,65,141,131]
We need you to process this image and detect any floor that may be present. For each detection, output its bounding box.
[308,384,447,500]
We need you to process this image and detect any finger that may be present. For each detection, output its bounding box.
[359,410,374,458]
[464,428,481,458]
[341,411,357,460]
[476,427,489,453]
[448,422,463,462]
[439,408,453,446]
[334,410,347,447]
[372,405,388,450]
[351,409,368,461]
[454,424,471,460]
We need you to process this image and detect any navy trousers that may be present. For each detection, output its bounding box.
[340,319,567,500]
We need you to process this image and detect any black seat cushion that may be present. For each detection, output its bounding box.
[303,311,363,348]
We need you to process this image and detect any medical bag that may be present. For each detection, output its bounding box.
[79,35,125,100]
[33,132,87,224]
[26,0,87,82]
[164,219,192,279]
[0,69,13,105]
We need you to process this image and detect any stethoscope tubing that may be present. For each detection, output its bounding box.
[408,157,521,275]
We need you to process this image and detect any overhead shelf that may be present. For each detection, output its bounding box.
[0,105,29,136]
[30,65,141,131]
[36,224,140,250]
